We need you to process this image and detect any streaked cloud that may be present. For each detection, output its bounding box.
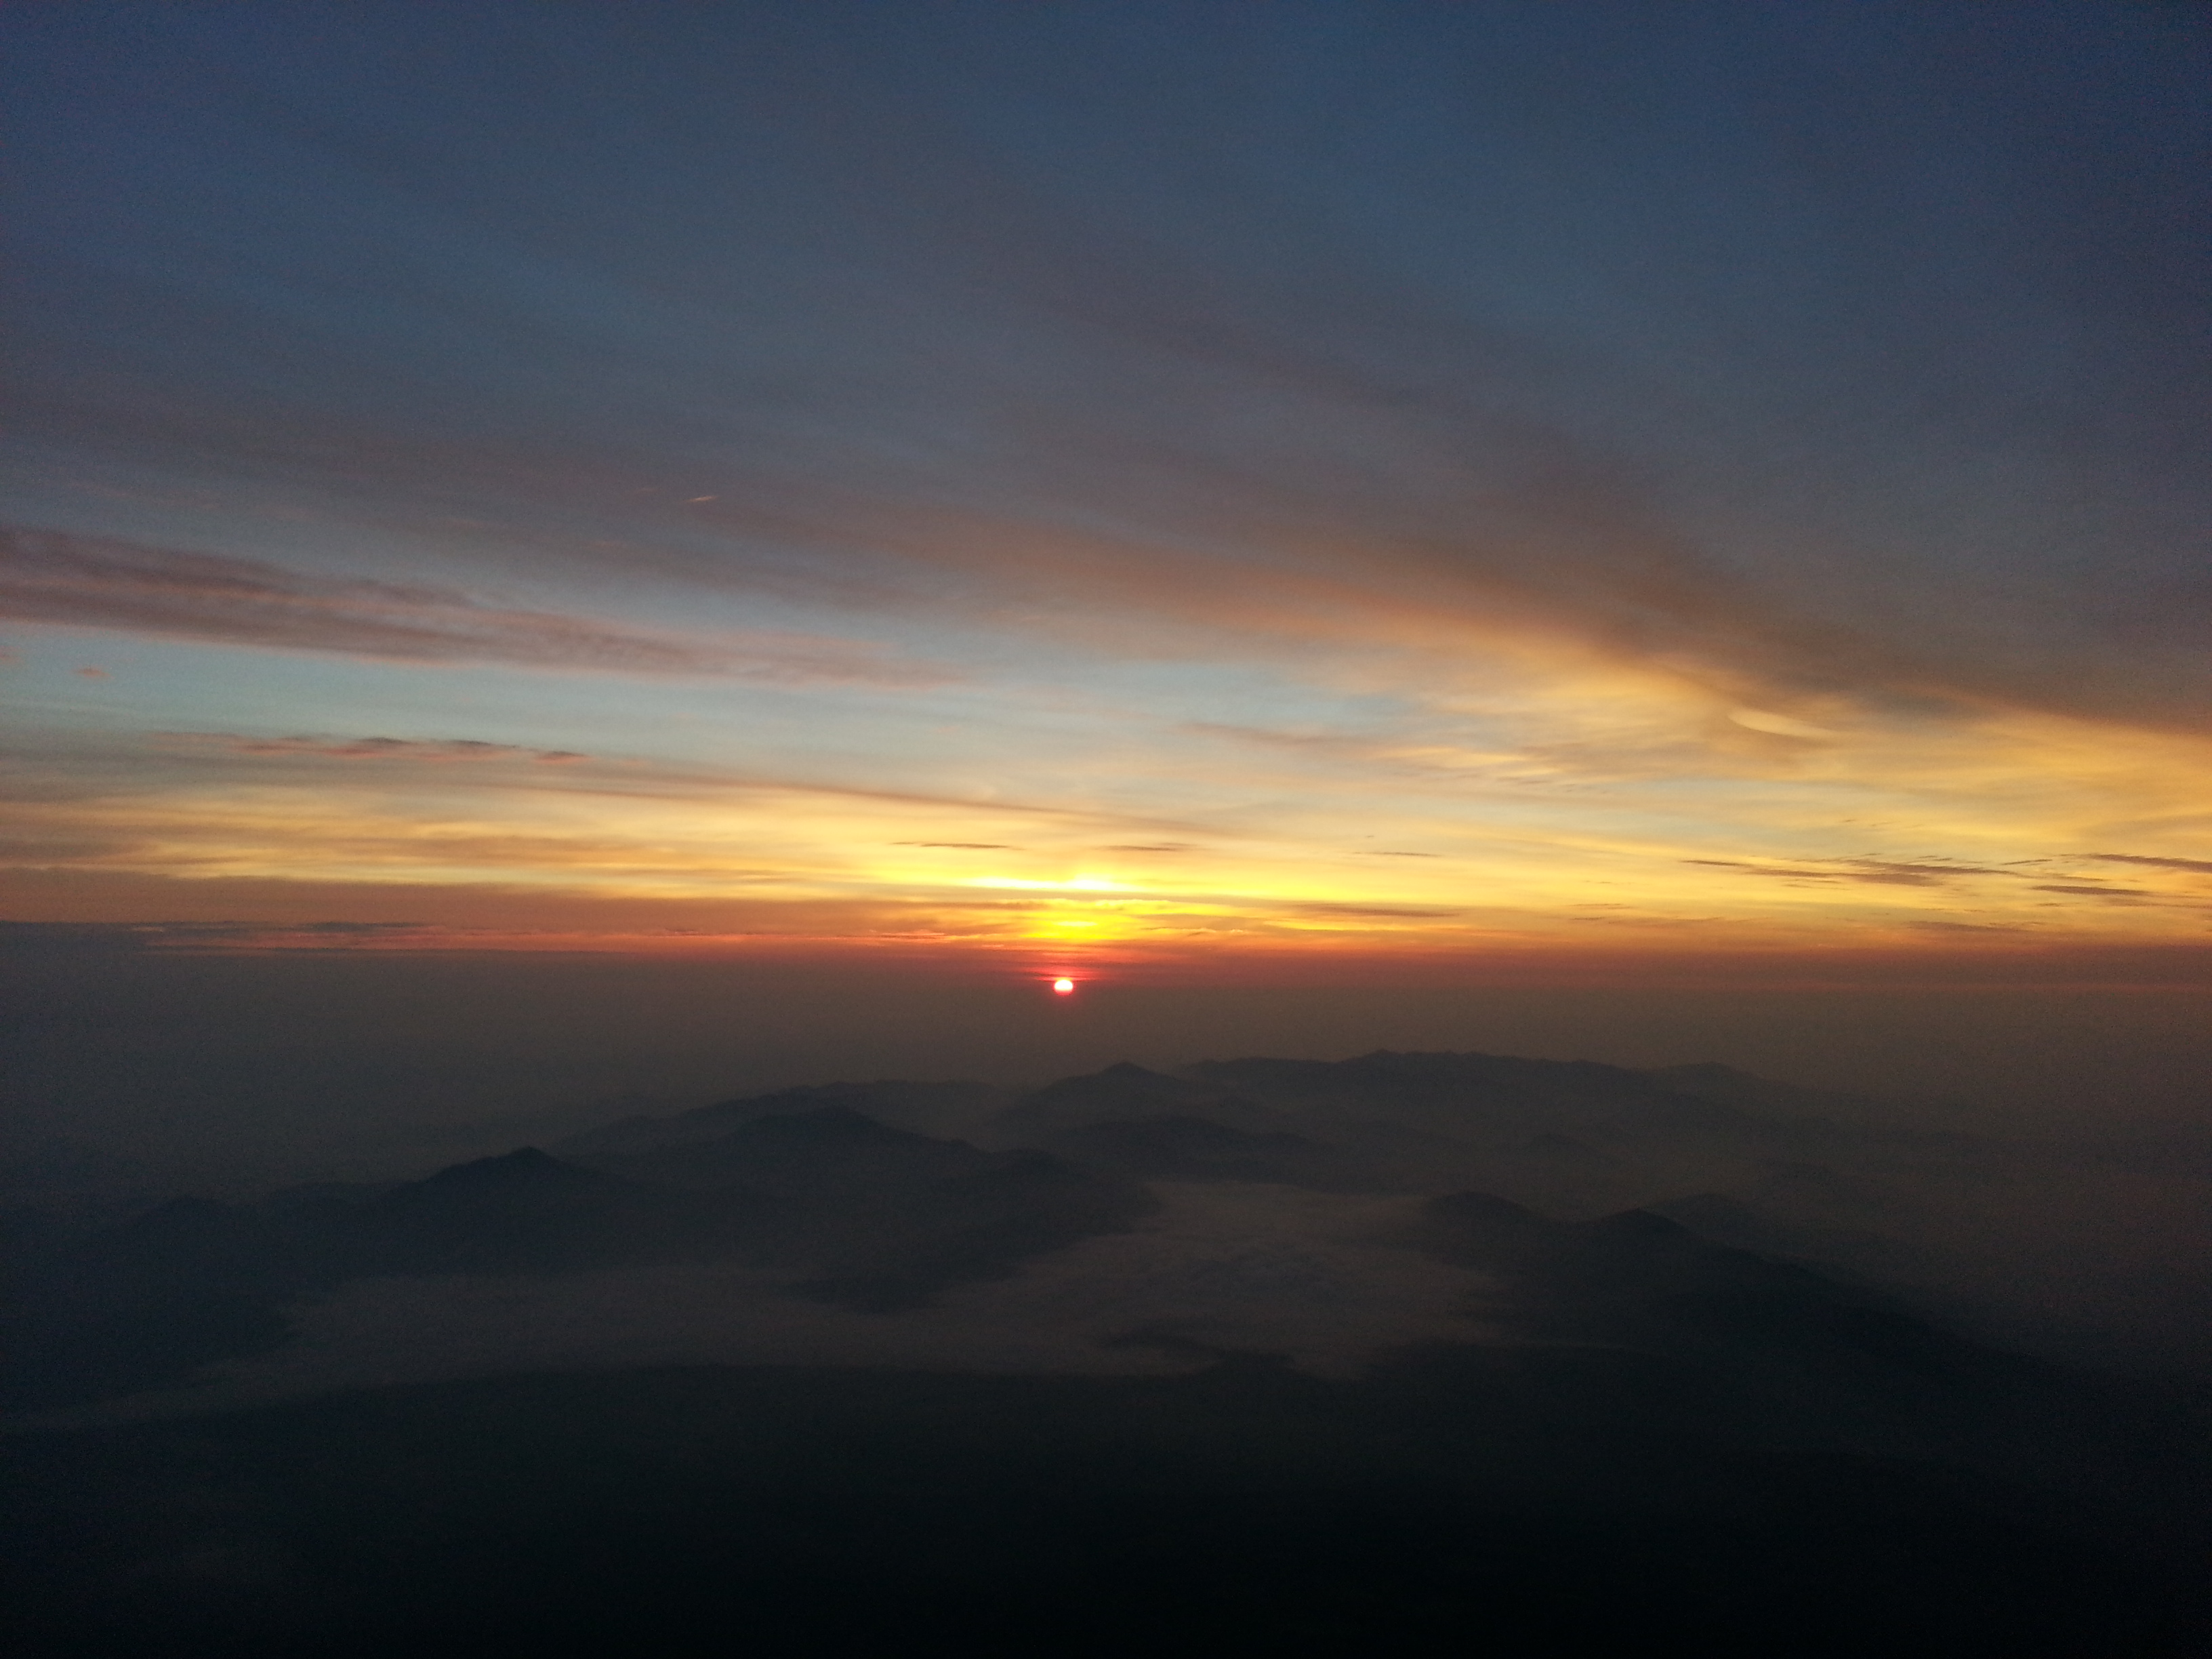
[1,527,951,686]
[167,733,590,764]
[2088,853,2212,876]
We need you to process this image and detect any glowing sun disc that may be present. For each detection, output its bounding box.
[1052,977,1076,995]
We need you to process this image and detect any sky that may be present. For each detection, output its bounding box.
[4,1,2210,1006]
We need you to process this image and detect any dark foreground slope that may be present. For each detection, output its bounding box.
[7,1183,2209,1656]
[8,1351,2208,1659]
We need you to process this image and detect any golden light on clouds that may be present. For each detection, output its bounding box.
[9,653,2210,968]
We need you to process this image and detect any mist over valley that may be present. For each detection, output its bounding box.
[9,1048,2210,1654]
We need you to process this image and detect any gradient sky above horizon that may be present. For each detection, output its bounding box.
[4,2,2209,977]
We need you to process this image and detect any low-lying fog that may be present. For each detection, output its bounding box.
[23,1185,1502,1429]
[11,1046,2211,1435]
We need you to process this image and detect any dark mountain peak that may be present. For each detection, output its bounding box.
[1643,1191,1898,1269]
[1312,1049,1620,1096]
[556,1080,1007,1158]
[579,1105,991,1193]
[1184,1056,1329,1082]
[1649,1191,1761,1229]
[1418,1191,1563,1273]
[439,1145,552,1174]
[407,1146,610,1195]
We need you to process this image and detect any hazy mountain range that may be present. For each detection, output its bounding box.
[8,1050,2209,1654]
[9,1049,2211,1414]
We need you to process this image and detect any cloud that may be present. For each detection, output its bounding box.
[1687,857,2020,888]
[0,919,430,956]
[2087,853,2212,876]
[701,249,2206,740]
[169,734,591,764]
[0,526,949,686]
[1840,872,2017,884]
[8,0,2208,762]
[1686,861,1845,882]
[1290,903,1462,920]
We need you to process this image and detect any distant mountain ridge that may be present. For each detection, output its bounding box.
[11,1047,2200,1418]
[556,1079,1015,1155]
[560,1050,1856,1197]
[3,1106,1151,1409]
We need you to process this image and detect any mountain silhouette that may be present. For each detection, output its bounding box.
[10,1050,2195,1422]
[575,1106,1158,1310]
[556,1080,1010,1156]
[4,1110,1151,1407]
[12,1053,2209,1656]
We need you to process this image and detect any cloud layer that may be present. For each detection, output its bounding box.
[2,4,2207,961]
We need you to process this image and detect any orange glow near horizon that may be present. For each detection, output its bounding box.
[6,627,2212,970]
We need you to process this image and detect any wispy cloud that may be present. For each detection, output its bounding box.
[1684,859,1984,888]
[0,918,432,955]
[0,527,949,686]
[1688,855,2052,889]
[2087,853,2212,876]
[166,734,591,764]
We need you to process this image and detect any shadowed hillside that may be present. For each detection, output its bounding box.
[9,1050,2210,1656]
[9,1355,2209,1658]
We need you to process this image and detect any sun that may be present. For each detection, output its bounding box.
[1052,977,1076,996]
